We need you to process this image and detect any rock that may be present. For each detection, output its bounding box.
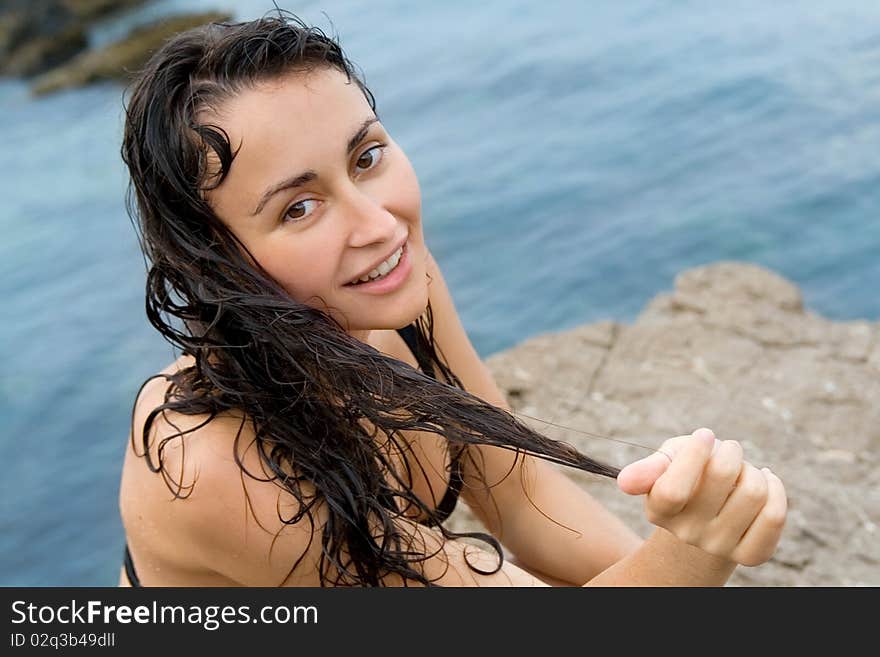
[60,0,148,23]
[31,12,233,96]
[0,1,86,76]
[449,261,880,586]
[0,9,35,58]
[2,23,87,77]
[0,1,149,77]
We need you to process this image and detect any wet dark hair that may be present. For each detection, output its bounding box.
[121,11,619,586]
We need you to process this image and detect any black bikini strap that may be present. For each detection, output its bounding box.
[395,323,436,379]
[428,453,465,526]
[123,544,141,587]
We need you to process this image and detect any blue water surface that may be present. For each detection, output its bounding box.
[1,0,878,585]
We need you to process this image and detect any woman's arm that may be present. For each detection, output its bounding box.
[422,252,786,586]
[145,412,734,587]
[422,251,645,583]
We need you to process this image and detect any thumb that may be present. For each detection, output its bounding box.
[617,451,671,495]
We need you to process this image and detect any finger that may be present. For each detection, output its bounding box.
[646,428,716,516]
[701,463,768,556]
[617,451,672,495]
[731,468,788,567]
[616,433,696,495]
[681,440,744,521]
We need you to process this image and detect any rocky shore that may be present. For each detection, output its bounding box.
[0,0,231,95]
[447,262,879,586]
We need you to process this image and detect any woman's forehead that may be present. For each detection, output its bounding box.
[214,67,370,139]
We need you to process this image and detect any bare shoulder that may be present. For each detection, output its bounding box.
[118,354,323,586]
[117,352,549,588]
[423,252,508,405]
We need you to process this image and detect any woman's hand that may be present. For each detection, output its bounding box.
[617,428,787,567]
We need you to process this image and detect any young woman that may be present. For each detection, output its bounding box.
[117,13,787,587]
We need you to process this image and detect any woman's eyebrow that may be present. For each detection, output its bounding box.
[250,115,380,216]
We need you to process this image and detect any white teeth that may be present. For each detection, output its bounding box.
[349,246,403,285]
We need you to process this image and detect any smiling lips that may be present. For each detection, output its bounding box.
[344,241,411,294]
[345,239,407,286]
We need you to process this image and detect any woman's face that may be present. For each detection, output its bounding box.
[203,67,428,340]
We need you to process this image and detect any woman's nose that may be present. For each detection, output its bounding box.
[342,185,397,247]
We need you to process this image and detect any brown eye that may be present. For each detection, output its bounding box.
[283,199,319,223]
[354,145,385,173]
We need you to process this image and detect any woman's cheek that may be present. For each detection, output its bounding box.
[258,248,322,304]
[386,145,422,220]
